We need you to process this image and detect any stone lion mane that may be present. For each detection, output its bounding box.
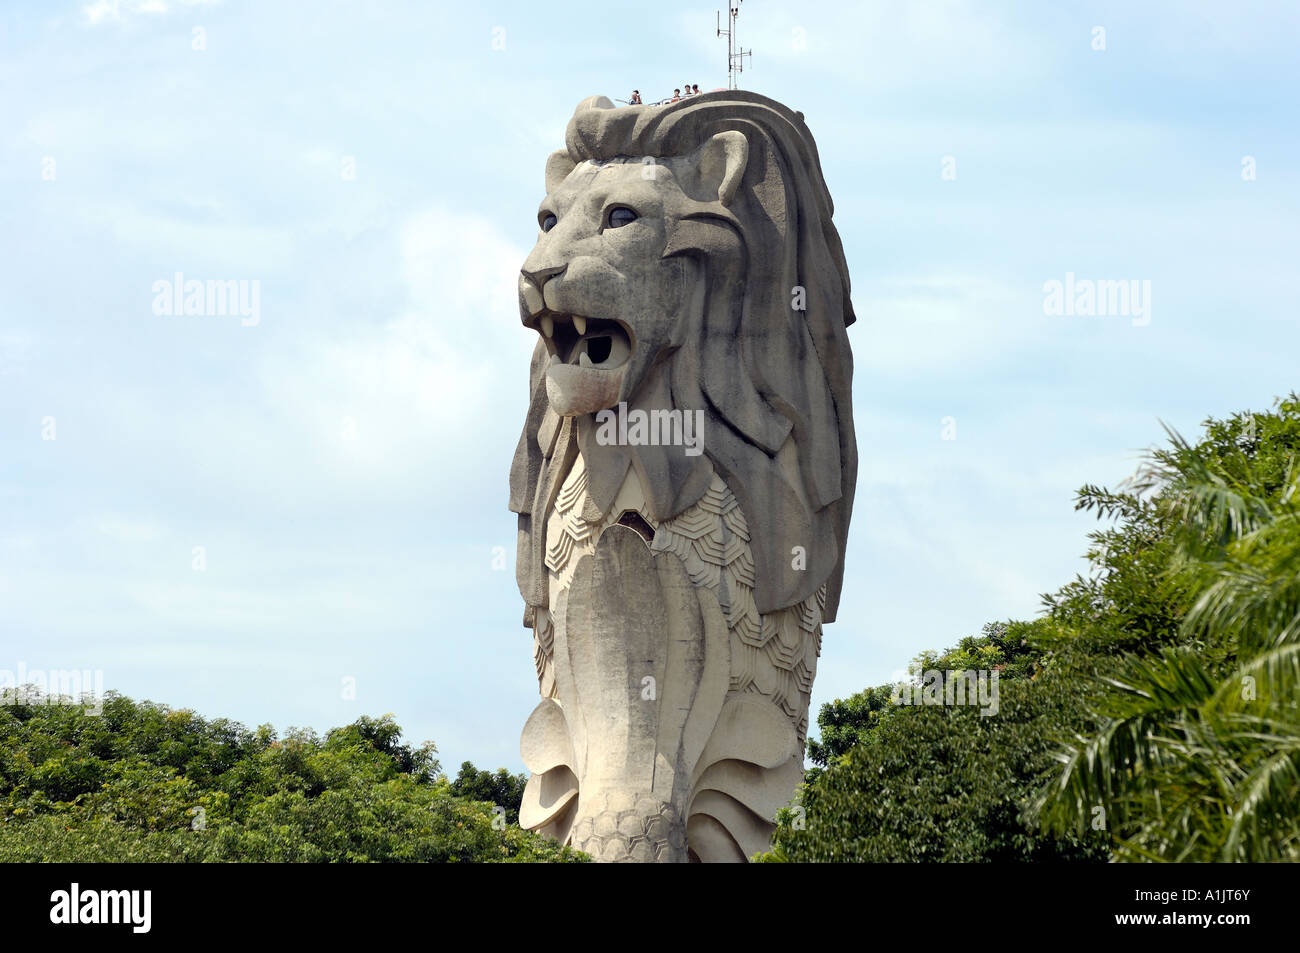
[510,91,857,628]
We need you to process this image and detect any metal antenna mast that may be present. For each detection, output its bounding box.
[716,2,752,90]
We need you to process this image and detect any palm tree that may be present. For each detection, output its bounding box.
[1030,419,1300,862]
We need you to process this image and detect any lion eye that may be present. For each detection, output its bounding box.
[606,206,637,229]
[540,212,557,232]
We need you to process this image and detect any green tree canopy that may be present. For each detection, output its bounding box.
[0,694,584,863]
[765,395,1300,863]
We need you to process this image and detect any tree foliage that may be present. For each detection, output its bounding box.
[449,762,528,825]
[1030,399,1300,861]
[766,396,1300,863]
[0,694,585,863]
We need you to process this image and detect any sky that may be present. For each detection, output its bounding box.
[2,0,1298,773]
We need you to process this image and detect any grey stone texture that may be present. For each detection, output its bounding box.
[509,91,856,861]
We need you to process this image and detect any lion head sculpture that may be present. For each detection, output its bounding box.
[508,91,857,862]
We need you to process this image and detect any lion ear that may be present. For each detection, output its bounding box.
[545,150,577,196]
[685,130,749,206]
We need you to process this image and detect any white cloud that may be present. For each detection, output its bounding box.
[0,331,35,379]
[95,516,167,543]
[855,273,1039,374]
[254,206,532,481]
[679,0,1052,94]
[82,0,220,25]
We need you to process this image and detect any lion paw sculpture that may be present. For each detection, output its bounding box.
[508,91,857,862]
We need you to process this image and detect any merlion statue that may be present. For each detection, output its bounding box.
[509,91,856,862]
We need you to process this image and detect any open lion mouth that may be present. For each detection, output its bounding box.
[529,312,633,417]
[535,313,632,371]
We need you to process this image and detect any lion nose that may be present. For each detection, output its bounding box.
[521,263,566,293]
[519,264,566,317]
